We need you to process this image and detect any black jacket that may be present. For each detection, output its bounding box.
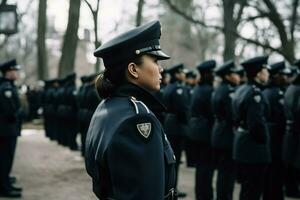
[85,83,176,200]
[232,81,271,163]
[0,77,21,137]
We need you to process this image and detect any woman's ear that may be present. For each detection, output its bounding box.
[127,62,139,79]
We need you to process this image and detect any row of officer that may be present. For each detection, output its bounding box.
[0,59,23,198]
[161,56,299,200]
[42,73,100,155]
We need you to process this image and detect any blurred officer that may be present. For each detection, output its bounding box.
[85,20,177,199]
[232,56,271,200]
[184,70,198,168]
[42,79,59,141]
[151,70,169,124]
[262,61,290,200]
[211,60,241,200]
[63,73,78,150]
[56,78,67,145]
[189,60,215,200]
[283,59,300,198]
[0,59,22,197]
[163,63,189,198]
[77,73,100,157]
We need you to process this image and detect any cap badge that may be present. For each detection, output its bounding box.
[135,50,141,55]
[254,95,261,103]
[176,88,183,95]
[4,90,12,98]
[137,123,151,138]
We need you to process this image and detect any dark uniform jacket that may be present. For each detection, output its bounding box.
[78,83,101,124]
[163,81,189,136]
[232,81,271,163]
[211,80,235,149]
[263,82,286,162]
[283,76,300,168]
[85,83,176,200]
[189,81,214,142]
[0,78,21,137]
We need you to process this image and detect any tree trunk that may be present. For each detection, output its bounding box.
[93,11,101,72]
[37,0,48,80]
[136,0,144,26]
[58,0,81,78]
[222,0,237,61]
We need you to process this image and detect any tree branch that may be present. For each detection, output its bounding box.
[290,0,299,43]
[84,0,94,13]
[235,31,281,53]
[262,0,289,45]
[235,0,247,23]
[0,0,7,6]
[164,0,223,31]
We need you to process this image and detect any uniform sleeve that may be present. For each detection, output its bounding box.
[0,86,18,121]
[246,93,267,144]
[106,114,165,200]
[172,87,189,123]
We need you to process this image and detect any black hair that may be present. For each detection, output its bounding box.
[95,56,143,98]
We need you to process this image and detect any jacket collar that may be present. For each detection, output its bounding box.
[113,82,166,113]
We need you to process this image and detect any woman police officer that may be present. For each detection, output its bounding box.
[84,21,177,200]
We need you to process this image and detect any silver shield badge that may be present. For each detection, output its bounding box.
[137,123,151,138]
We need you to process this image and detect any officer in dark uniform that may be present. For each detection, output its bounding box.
[77,73,100,157]
[42,79,59,141]
[163,63,189,198]
[184,70,198,168]
[56,77,67,145]
[85,20,177,199]
[0,59,22,197]
[189,60,215,200]
[231,56,271,200]
[62,73,78,150]
[211,60,241,200]
[283,59,300,198]
[262,61,290,200]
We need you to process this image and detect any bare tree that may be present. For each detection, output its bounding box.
[164,0,300,62]
[37,0,48,80]
[84,0,101,72]
[136,0,145,26]
[58,0,81,78]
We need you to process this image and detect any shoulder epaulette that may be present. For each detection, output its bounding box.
[129,96,150,114]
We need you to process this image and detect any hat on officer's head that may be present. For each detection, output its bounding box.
[269,61,286,76]
[94,20,170,67]
[196,60,216,73]
[185,70,197,79]
[0,59,20,73]
[241,56,269,78]
[293,59,300,69]
[167,63,184,77]
[215,60,238,77]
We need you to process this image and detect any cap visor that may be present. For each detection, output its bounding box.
[146,50,170,60]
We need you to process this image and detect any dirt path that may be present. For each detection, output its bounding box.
[1,129,297,200]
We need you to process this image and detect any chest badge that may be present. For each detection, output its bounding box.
[254,95,261,103]
[4,90,12,98]
[137,123,151,138]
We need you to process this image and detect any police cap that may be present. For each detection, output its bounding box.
[269,61,285,76]
[196,60,216,72]
[185,70,197,79]
[215,60,238,77]
[166,63,184,76]
[241,56,269,78]
[293,59,300,69]
[0,59,20,73]
[94,20,170,67]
